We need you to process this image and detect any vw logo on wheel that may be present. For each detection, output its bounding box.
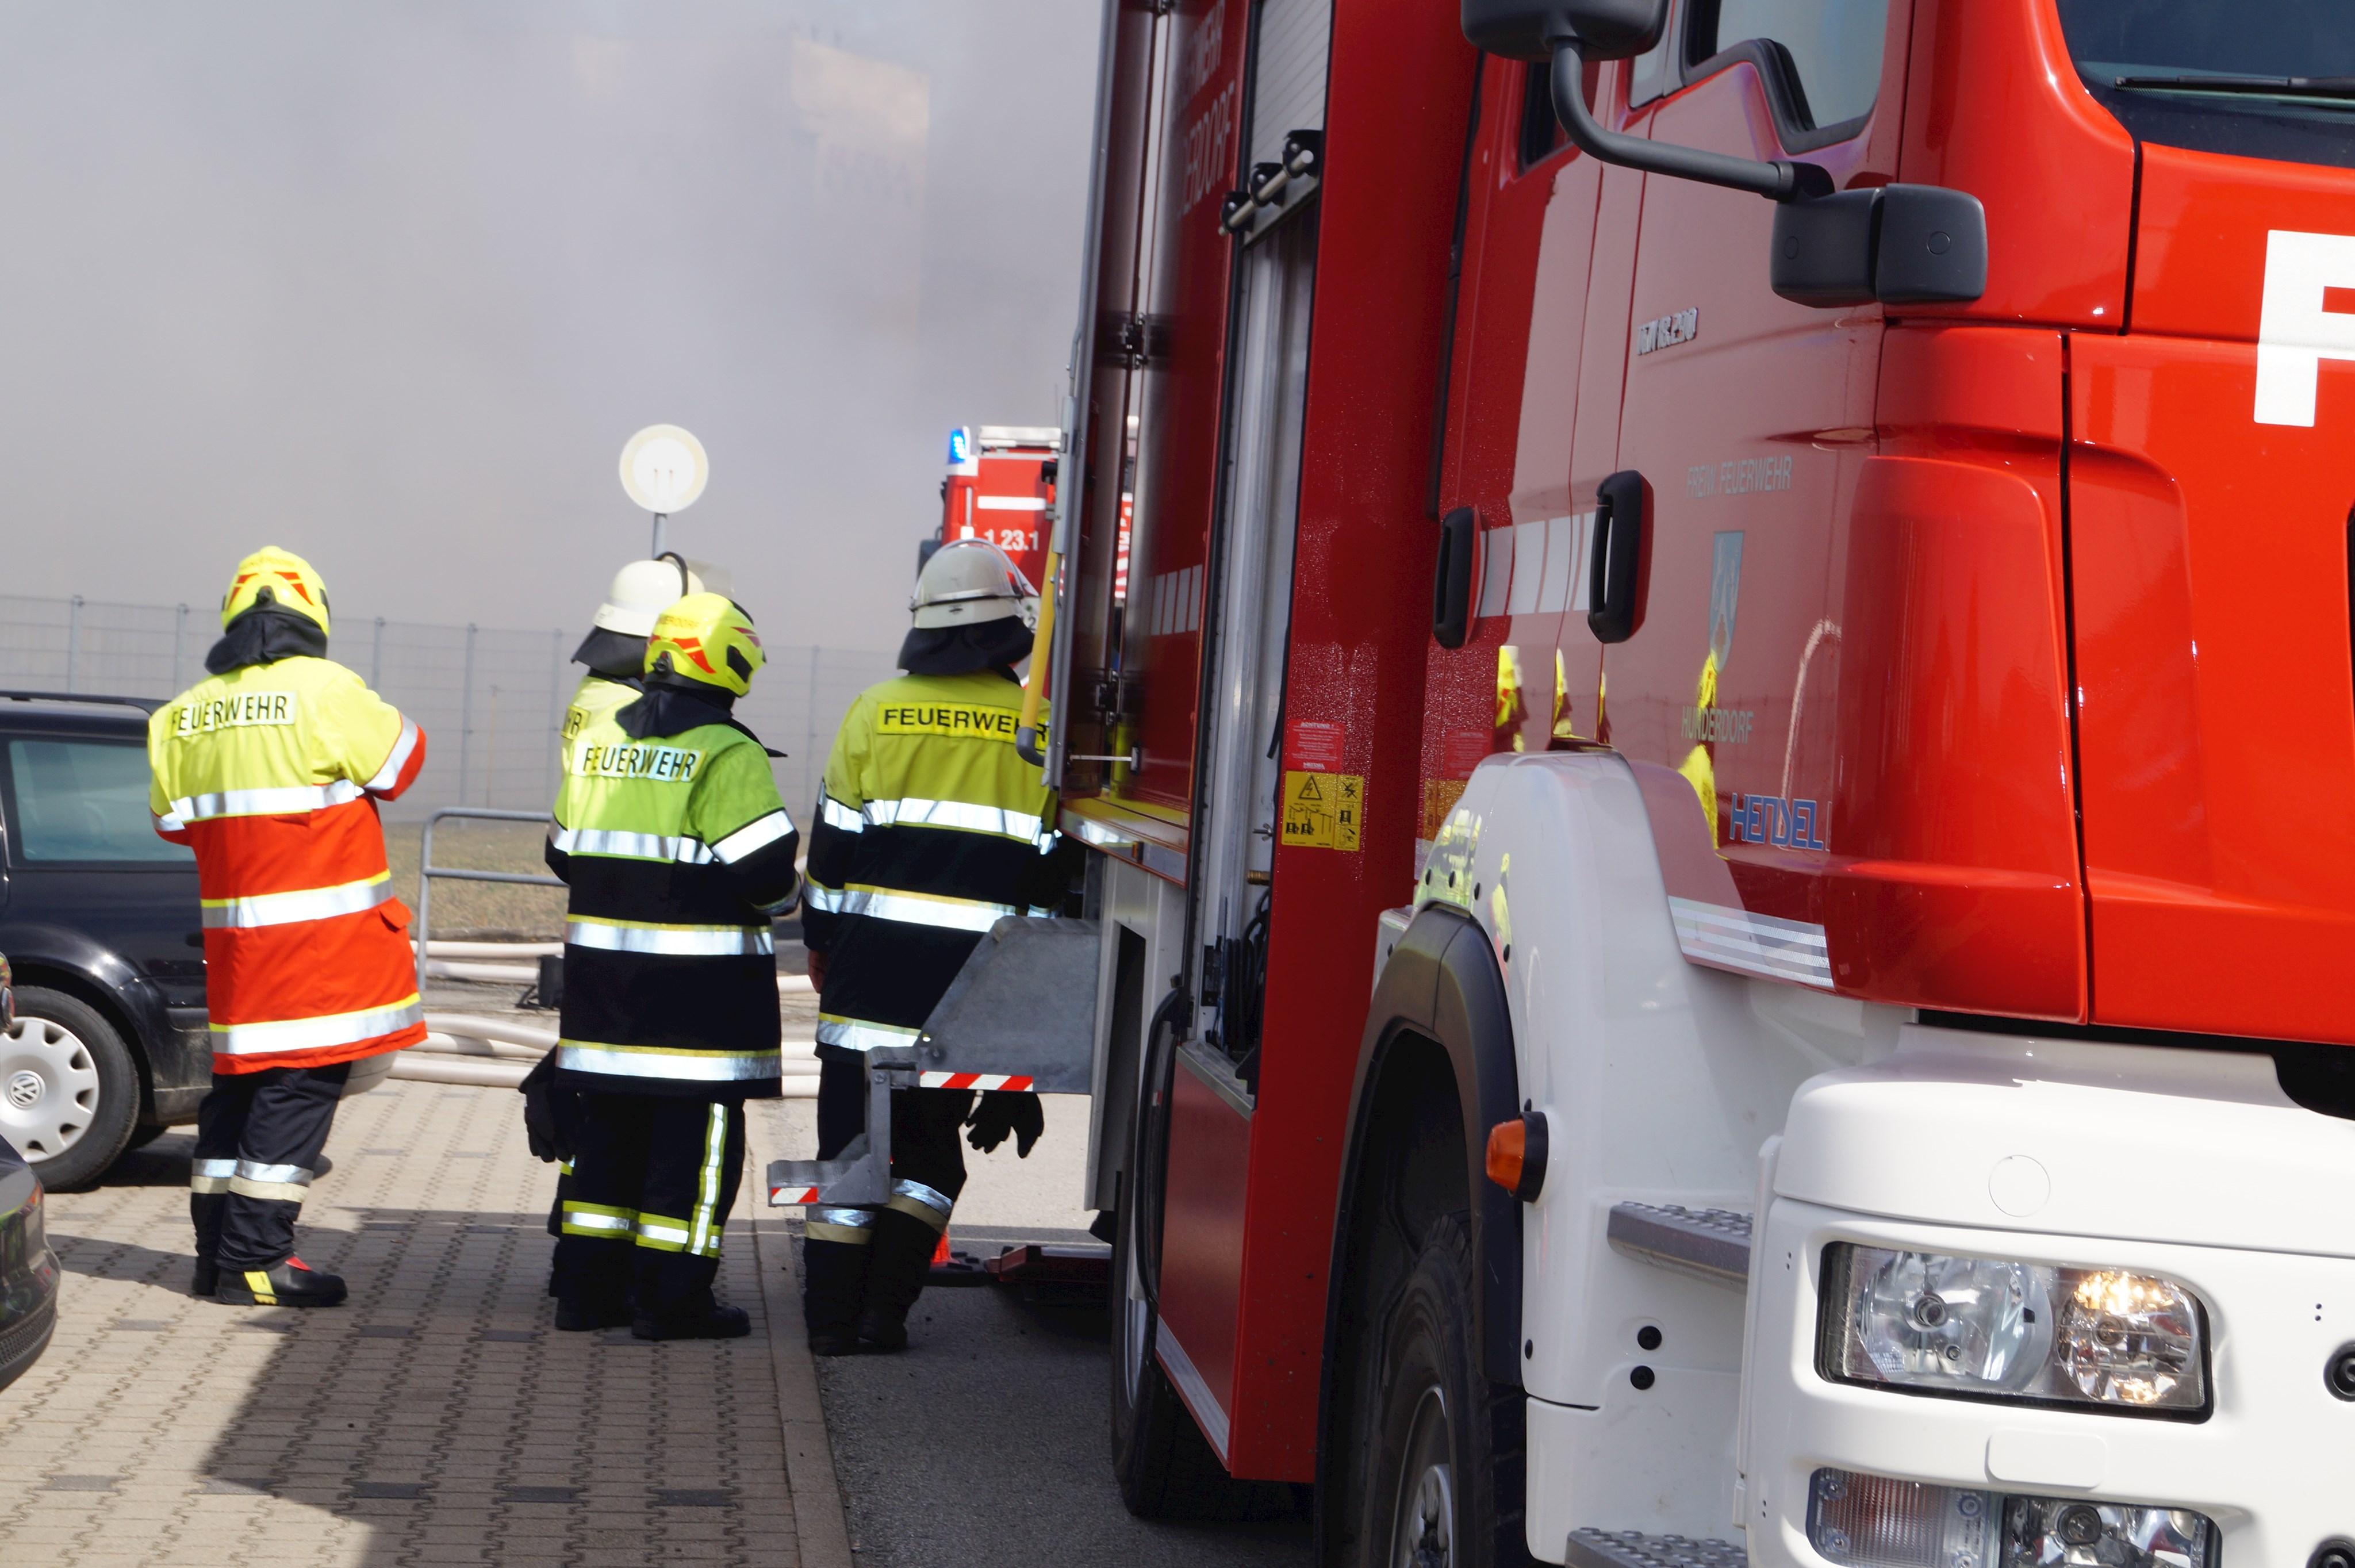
[6,1069,42,1109]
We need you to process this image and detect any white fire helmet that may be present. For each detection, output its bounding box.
[911,538,1039,631]
[593,557,704,638]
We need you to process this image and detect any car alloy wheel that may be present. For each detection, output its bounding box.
[1,1013,102,1160]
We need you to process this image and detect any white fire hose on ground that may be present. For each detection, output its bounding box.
[396,938,820,1095]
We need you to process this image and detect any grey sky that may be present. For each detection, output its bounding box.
[0,2,1098,653]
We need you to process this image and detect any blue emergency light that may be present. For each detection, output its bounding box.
[947,428,970,465]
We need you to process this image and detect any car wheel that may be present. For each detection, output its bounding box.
[1357,1212,1532,1567]
[1,987,141,1191]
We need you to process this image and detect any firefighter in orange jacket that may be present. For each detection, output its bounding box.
[148,547,428,1308]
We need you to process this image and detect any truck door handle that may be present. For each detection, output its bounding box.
[1587,471,1649,645]
[1432,506,1476,648]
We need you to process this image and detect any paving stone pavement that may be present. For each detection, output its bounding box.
[0,1078,814,1567]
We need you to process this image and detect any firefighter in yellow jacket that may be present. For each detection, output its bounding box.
[800,539,1080,1355]
[148,547,428,1308]
[546,593,801,1340]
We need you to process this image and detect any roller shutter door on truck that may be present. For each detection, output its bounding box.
[1244,0,1329,175]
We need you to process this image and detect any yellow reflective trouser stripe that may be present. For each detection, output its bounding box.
[191,1158,236,1195]
[633,1213,692,1252]
[561,1201,635,1239]
[808,1206,875,1245]
[685,1103,727,1260]
[887,1178,954,1233]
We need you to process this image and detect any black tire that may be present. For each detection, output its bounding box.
[1107,1192,1295,1520]
[1354,1212,1532,1568]
[124,1122,172,1151]
[0,987,143,1191]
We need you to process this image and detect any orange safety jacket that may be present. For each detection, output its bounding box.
[147,657,429,1074]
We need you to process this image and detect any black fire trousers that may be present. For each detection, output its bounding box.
[190,1061,351,1270]
[552,1092,746,1316]
[801,1059,973,1332]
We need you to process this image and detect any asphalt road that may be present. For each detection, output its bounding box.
[770,1095,1315,1568]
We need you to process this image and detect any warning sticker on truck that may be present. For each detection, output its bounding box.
[1282,770,1363,852]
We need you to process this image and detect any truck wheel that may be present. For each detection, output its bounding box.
[1359,1212,1532,1567]
[1106,1196,1295,1520]
[1,988,142,1191]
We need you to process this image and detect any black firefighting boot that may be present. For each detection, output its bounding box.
[801,1236,871,1356]
[214,1256,348,1308]
[854,1210,939,1352]
[554,1294,634,1332]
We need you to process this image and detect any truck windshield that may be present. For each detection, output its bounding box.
[2057,0,2355,170]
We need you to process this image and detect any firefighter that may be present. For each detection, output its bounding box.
[801,538,1077,1356]
[545,591,801,1340]
[148,546,428,1308]
[523,555,705,1276]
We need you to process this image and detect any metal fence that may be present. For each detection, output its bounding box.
[0,593,897,819]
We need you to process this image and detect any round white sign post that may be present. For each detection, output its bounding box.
[619,424,709,557]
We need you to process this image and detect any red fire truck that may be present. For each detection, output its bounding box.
[937,424,1061,592]
[1034,0,2355,1564]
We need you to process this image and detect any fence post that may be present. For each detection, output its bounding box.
[460,623,478,807]
[172,603,189,692]
[65,596,82,692]
[804,646,821,811]
[371,618,385,689]
[547,628,566,804]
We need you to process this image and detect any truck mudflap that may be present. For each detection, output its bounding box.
[766,916,1100,1206]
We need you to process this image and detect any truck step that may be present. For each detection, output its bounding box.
[1605,1203,1752,1287]
[1566,1528,1748,1568]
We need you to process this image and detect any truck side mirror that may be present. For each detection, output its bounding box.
[1770,185,1989,308]
[1459,0,1667,62]
[1459,4,1989,309]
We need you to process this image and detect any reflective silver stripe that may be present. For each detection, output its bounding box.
[863,797,1045,842]
[688,1102,728,1258]
[815,1017,922,1053]
[166,779,365,825]
[634,1216,691,1248]
[712,809,796,864]
[202,873,392,930]
[229,1174,311,1203]
[802,879,845,913]
[814,1207,876,1229]
[891,1179,953,1218]
[833,886,1019,933]
[190,1157,236,1194]
[236,1161,313,1187]
[819,794,865,833]
[562,1209,634,1235]
[565,919,773,957]
[210,997,422,1056]
[546,826,715,864]
[363,716,422,793]
[555,1041,782,1082]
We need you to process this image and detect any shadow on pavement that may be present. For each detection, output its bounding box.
[814,1237,1314,1568]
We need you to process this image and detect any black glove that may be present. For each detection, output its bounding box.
[964,1090,1044,1158]
[519,1053,577,1165]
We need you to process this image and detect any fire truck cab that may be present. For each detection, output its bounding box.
[1039,0,2355,1564]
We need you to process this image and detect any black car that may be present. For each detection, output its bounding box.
[0,985,60,1395]
[0,693,209,1189]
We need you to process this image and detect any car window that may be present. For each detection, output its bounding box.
[1692,0,1888,132]
[4,738,193,864]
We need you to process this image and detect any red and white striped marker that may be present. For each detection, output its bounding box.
[772,1185,821,1205]
[920,1072,1034,1090]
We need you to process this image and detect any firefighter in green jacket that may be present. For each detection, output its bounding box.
[544,592,800,1340]
[800,539,1080,1355]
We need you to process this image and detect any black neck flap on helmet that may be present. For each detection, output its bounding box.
[897,618,1033,678]
[206,600,329,676]
[572,626,649,683]
[616,682,785,758]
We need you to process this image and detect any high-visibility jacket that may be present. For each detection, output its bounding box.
[561,672,638,747]
[147,656,428,1074]
[546,698,800,1099]
[803,669,1076,1060]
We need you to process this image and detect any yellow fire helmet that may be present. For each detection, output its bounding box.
[645,591,765,697]
[221,545,331,635]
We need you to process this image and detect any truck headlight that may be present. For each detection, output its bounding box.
[1819,1244,2208,1416]
[1808,1468,2216,1568]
